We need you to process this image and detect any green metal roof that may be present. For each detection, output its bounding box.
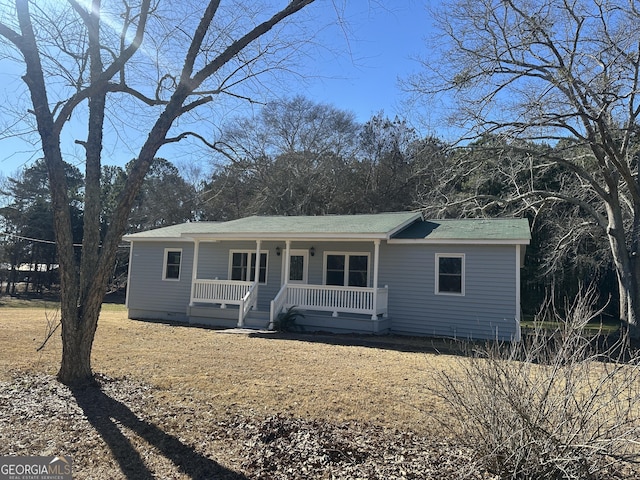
[123,214,530,244]
[123,212,421,240]
[123,222,219,240]
[391,218,531,243]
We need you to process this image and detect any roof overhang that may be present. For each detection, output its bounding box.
[185,232,388,241]
[388,238,531,245]
[125,212,423,243]
[124,236,196,243]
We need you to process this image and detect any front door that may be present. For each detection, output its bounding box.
[288,249,309,284]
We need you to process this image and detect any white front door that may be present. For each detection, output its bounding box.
[288,249,309,284]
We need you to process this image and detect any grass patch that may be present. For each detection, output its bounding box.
[100,302,127,312]
[0,295,126,312]
[520,318,621,335]
[0,296,59,309]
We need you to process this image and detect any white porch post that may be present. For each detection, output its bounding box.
[284,240,291,286]
[254,240,262,283]
[253,239,262,310]
[189,239,201,306]
[270,240,291,331]
[372,239,380,320]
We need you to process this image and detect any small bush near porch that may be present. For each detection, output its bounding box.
[1,298,639,479]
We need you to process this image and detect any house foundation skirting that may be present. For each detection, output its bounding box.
[185,304,390,334]
[296,310,391,335]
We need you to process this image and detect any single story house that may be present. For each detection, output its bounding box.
[123,212,530,341]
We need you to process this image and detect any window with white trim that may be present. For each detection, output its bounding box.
[324,252,370,287]
[435,253,465,295]
[230,251,268,283]
[163,249,182,280]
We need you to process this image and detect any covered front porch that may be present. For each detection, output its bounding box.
[187,238,389,330]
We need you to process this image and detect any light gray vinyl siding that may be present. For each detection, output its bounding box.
[306,242,375,286]
[127,237,521,340]
[196,241,231,279]
[196,240,282,311]
[127,241,194,321]
[380,243,519,341]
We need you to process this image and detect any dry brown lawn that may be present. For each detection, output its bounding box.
[1,300,488,479]
[0,300,455,435]
[7,300,634,479]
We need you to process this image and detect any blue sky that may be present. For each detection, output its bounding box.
[0,1,433,179]
[300,1,431,123]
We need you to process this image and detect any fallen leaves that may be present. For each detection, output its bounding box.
[0,372,493,479]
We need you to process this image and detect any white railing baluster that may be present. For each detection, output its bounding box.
[192,280,389,321]
[269,284,288,330]
[238,282,258,327]
[276,284,388,318]
[190,279,254,305]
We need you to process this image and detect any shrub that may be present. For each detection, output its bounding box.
[431,286,640,479]
[273,306,305,332]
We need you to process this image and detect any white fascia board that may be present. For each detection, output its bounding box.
[123,237,194,243]
[185,232,389,241]
[387,238,531,245]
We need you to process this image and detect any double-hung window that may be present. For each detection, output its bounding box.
[324,253,370,287]
[163,249,182,281]
[435,253,465,295]
[230,251,268,283]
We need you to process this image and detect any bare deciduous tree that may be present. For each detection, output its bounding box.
[410,0,640,336]
[0,0,316,385]
[432,286,640,478]
[209,96,361,216]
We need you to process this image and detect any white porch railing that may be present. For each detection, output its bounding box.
[191,279,253,305]
[269,284,389,327]
[269,284,288,330]
[239,282,259,327]
[191,280,388,329]
[190,279,257,326]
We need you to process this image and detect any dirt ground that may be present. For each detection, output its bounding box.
[0,301,491,479]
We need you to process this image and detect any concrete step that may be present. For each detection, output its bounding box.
[243,309,270,328]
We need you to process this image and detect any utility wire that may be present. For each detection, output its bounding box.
[0,231,129,248]
[0,231,76,246]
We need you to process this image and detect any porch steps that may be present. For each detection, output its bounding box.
[243,310,270,329]
[187,303,270,329]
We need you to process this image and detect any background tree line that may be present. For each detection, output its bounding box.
[0,95,616,318]
[0,157,195,294]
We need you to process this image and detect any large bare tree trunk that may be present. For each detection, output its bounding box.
[1,0,317,385]
[606,199,640,339]
[58,309,97,384]
[627,200,640,339]
[613,261,640,339]
[55,0,107,385]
